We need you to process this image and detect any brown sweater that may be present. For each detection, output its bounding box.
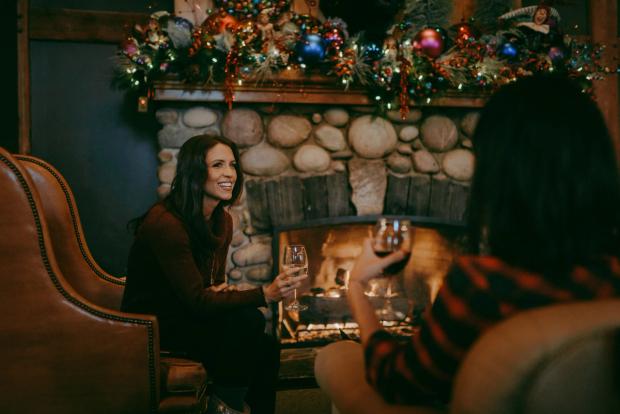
[121,203,266,319]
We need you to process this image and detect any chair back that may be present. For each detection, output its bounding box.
[0,148,159,414]
[15,155,124,310]
[451,300,620,414]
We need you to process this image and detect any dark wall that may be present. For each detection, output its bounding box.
[3,0,17,152]
[30,41,159,275]
[28,0,171,275]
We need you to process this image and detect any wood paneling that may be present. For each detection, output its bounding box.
[384,174,410,215]
[407,175,432,217]
[429,177,469,222]
[245,179,271,231]
[266,176,304,227]
[590,0,619,159]
[326,173,354,217]
[302,175,329,221]
[29,8,147,43]
[17,0,30,154]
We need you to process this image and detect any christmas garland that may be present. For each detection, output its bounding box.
[114,0,614,115]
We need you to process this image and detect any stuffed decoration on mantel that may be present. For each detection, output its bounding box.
[174,0,213,26]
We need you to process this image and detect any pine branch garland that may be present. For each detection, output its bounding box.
[113,4,613,111]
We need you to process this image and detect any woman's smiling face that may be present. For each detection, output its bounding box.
[203,143,237,202]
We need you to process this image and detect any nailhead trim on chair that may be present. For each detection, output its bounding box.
[1,153,159,413]
[15,155,125,286]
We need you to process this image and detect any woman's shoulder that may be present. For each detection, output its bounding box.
[453,255,508,274]
[212,206,233,228]
[447,255,523,290]
[141,203,185,234]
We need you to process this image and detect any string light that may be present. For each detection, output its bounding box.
[115,3,613,111]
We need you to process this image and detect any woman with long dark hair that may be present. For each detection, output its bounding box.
[122,134,304,414]
[346,75,620,404]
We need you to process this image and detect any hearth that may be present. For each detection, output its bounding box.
[271,215,466,346]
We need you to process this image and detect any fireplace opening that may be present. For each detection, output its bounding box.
[271,215,467,347]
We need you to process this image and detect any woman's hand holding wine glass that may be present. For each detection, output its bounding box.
[349,218,412,321]
[263,265,307,304]
[281,245,309,311]
[348,239,409,286]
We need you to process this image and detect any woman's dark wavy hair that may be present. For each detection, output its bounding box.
[130,135,243,263]
[164,134,243,260]
[467,74,620,276]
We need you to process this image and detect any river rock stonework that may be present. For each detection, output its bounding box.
[154,104,475,290]
[349,115,397,159]
[222,109,263,147]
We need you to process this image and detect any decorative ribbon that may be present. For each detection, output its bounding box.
[399,55,412,119]
[224,46,240,109]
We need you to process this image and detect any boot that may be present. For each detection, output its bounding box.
[206,394,250,414]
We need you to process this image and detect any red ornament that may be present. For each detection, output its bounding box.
[203,11,239,33]
[413,28,445,58]
[219,13,239,32]
[453,21,477,43]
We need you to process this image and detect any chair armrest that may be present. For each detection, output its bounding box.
[314,340,444,414]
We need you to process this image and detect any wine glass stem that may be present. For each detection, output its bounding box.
[385,279,394,310]
[294,289,298,302]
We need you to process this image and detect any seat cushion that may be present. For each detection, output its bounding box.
[161,357,208,394]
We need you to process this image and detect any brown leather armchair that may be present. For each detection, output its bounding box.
[315,300,620,414]
[0,148,206,414]
[15,154,125,310]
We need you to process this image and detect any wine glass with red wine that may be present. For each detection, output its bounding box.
[372,218,411,321]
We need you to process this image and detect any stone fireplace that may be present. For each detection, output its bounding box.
[153,92,479,343]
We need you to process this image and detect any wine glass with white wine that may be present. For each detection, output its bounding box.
[282,244,309,312]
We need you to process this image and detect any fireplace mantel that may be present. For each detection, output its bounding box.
[153,75,488,107]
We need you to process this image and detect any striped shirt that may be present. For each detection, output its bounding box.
[364,255,620,405]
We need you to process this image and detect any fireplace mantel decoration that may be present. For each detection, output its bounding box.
[113,0,612,114]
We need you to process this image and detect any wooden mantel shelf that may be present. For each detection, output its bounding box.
[153,76,488,108]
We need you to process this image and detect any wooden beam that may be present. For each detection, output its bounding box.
[29,8,148,43]
[17,0,31,154]
[153,79,488,107]
[590,0,619,159]
[450,0,476,25]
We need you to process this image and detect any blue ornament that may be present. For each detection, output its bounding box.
[499,42,518,59]
[296,34,326,65]
[548,46,565,63]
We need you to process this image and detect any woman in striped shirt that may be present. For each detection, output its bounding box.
[347,74,620,405]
